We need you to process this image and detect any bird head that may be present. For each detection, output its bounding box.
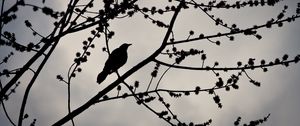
[120,43,132,49]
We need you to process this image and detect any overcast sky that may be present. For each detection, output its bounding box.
[1,0,300,126]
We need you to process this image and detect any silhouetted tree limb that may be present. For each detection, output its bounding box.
[167,15,300,45]
[0,81,16,126]
[153,56,300,71]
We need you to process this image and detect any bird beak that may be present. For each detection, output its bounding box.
[127,43,132,46]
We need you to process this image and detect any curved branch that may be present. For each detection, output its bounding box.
[167,15,300,45]
[17,33,62,126]
[155,63,175,89]
[0,15,67,102]
[0,81,16,126]
[96,82,240,104]
[17,1,75,124]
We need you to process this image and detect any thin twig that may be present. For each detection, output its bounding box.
[153,58,299,71]
[155,63,175,89]
[0,81,17,126]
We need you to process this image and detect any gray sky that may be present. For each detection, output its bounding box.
[1,0,300,126]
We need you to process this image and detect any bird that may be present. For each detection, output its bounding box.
[97,43,131,84]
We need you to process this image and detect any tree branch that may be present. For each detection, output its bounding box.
[153,58,299,71]
[167,15,300,45]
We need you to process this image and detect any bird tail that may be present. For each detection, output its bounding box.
[97,70,108,84]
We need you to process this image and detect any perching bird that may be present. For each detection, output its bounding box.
[97,43,131,84]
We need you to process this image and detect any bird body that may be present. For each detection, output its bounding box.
[97,43,131,84]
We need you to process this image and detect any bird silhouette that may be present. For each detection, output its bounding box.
[97,43,131,84]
